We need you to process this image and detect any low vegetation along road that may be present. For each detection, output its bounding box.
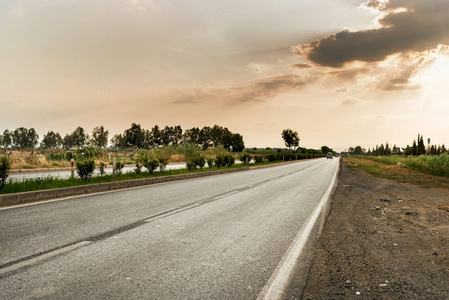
[0,158,339,299]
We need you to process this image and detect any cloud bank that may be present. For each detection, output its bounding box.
[292,0,449,68]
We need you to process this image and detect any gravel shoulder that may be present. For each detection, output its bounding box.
[302,160,449,299]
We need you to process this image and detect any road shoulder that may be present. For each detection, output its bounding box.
[302,161,449,299]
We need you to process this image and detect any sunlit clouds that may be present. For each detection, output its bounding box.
[1,0,449,150]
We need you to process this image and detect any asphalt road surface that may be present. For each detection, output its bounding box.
[0,158,339,299]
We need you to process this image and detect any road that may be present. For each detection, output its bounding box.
[0,158,339,299]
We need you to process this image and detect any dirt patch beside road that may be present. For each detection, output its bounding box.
[302,160,449,299]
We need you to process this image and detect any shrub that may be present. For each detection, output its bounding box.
[254,155,264,164]
[143,157,158,174]
[76,159,95,181]
[66,151,74,161]
[267,154,276,162]
[115,161,125,175]
[99,162,106,177]
[134,162,142,174]
[186,159,197,171]
[224,154,235,167]
[240,153,252,165]
[215,155,225,168]
[0,156,11,192]
[158,157,169,172]
[207,159,214,168]
[196,156,206,168]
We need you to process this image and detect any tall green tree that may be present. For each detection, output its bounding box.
[72,127,87,148]
[41,131,62,149]
[1,130,12,149]
[12,127,39,149]
[123,123,145,148]
[184,127,201,147]
[281,129,300,150]
[62,133,75,150]
[417,134,426,155]
[91,126,109,148]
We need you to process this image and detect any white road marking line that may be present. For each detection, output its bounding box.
[257,160,339,300]
[0,241,92,276]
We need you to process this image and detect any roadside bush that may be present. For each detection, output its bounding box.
[66,151,74,161]
[186,159,197,171]
[76,159,95,181]
[267,154,276,162]
[99,162,106,177]
[207,159,214,168]
[115,161,125,175]
[240,153,252,165]
[134,161,142,174]
[224,154,235,167]
[143,157,158,174]
[254,155,264,164]
[196,156,206,168]
[0,156,11,192]
[158,157,169,172]
[215,155,225,168]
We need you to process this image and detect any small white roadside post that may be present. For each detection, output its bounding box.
[112,155,116,181]
[70,159,74,179]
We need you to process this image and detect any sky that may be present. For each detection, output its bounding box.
[1,0,449,151]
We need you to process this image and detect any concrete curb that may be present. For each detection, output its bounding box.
[0,160,311,207]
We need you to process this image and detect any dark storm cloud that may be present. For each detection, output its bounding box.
[292,0,449,67]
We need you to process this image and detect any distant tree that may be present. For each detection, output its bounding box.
[12,127,39,149]
[159,126,183,146]
[62,133,75,150]
[91,126,109,148]
[111,134,126,149]
[184,127,201,146]
[353,146,363,155]
[72,126,87,148]
[412,140,418,155]
[1,130,12,150]
[321,146,333,154]
[123,123,145,148]
[171,125,183,145]
[281,129,300,150]
[41,131,62,149]
[230,133,245,152]
[145,125,162,148]
[417,134,426,155]
[199,126,212,150]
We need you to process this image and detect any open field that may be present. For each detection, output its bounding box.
[345,156,449,191]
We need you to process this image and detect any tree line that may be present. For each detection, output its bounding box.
[347,134,447,156]
[0,124,245,152]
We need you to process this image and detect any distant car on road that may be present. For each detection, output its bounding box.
[327,152,333,159]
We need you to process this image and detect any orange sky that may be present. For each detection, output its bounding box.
[1,0,449,151]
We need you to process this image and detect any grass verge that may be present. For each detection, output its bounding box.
[345,157,449,191]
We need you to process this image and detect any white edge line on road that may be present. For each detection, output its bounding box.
[0,241,92,276]
[256,159,340,300]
